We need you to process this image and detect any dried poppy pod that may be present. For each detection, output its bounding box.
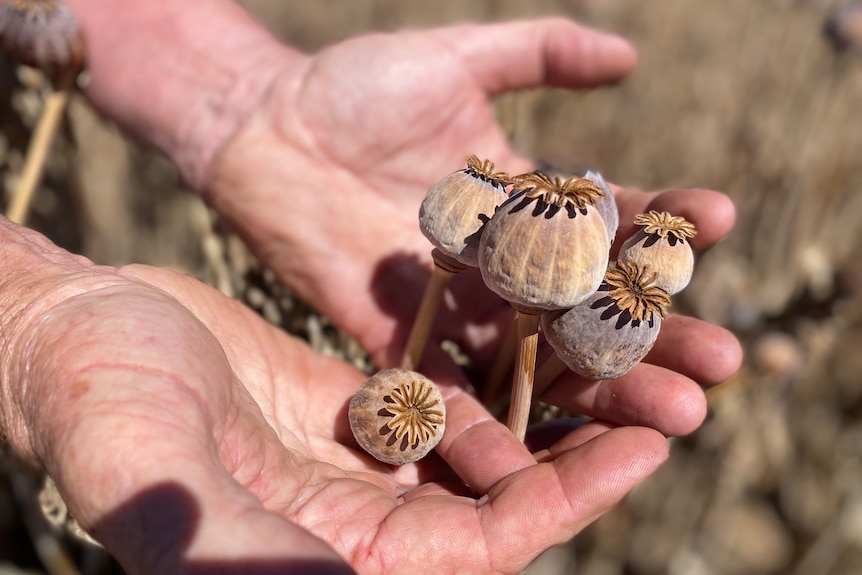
[479,171,610,312]
[479,166,616,410]
[419,154,511,267]
[618,210,697,295]
[478,171,610,441]
[538,167,619,247]
[539,260,670,385]
[824,3,862,53]
[348,368,446,465]
[583,170,618,245]
[0,0,86,84]
[403,156,510,370]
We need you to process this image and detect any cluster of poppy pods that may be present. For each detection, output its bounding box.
[349,156,698,464]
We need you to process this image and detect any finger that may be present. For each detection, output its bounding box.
[527,418,604,459]
[427,341,676,491]
[538,362,707,437]
[437,388,535,494]
[480,426,668,571]
[645,314,743,386]
[613,187,736,254]
[538,420,618,457]
[442,18,637,94]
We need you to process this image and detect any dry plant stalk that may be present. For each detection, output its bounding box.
[6,87,70,223]
[1,0,85,224]
[481,316,517,408]
[507,309,541,442]
[406,156,509,370]
[401,249,465,370]
[532,351,568,398]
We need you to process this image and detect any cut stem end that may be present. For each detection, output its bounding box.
[506,309,542,442]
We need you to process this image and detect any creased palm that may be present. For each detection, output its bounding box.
[11,259,667,575]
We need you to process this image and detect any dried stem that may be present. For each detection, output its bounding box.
[533,352,568,398]
[506,308,542,442]
[401,248,466,370]
[6,87,70,224]
[481,316,516,408]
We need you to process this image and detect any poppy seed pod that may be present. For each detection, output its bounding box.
[0,0,85,83]
[348,368,446,465]
[539,167,619,247]
[583,170,618,245]
[824,3,862,53]
[618,210,697,295]
[478,171,610,313]
[542,260,670,381]
[419,155,510,267]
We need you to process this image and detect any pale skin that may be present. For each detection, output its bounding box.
[0,2,742,574]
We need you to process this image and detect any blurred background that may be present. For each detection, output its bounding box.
[2,0,862,573]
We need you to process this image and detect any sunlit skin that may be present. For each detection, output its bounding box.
[0,2,745,573]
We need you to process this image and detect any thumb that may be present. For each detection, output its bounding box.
[441,17,637,94]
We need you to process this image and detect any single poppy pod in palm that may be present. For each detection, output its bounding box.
[349,368,446,465]
[541,260,670,381]
[618,210,697,295]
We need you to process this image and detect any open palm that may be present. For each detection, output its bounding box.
[5,253,668,574]
[205,19,659,368]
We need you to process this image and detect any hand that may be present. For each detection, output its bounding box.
[204,18,641,367]
[1,222,672,575]
[204,18,740,438]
